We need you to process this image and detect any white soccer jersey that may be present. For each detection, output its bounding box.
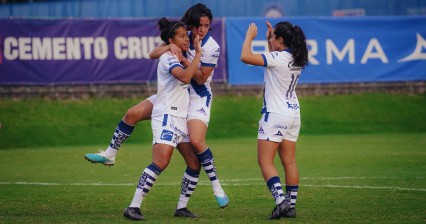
[186,31,220,98]
[261,49,302,117]
[152,51,190,118]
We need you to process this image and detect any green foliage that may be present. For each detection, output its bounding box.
[0,134,425,223]
[0,93,425,149]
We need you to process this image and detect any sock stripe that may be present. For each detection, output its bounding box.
[286,185,299,208]
[177,167,200,210]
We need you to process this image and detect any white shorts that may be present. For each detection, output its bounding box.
[180,94,212,143]
[148,94,211,127]
[151,114,188,147]
[257,112,301,142]
[187,94,212,126]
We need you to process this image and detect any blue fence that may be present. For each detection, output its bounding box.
[1,0,426,18]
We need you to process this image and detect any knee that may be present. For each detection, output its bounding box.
[124,108,140,124]
[187,160,201,171]
[153,160,170,170]
[189,137,205,151]
[283,158,297,169]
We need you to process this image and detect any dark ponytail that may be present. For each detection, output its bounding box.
[157,17,185,44]
[274,22,309,69]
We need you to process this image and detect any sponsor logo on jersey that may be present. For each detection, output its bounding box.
[171,106,177,110]
[274,124,288,129]
[275,130,283,136]
[258,127,264,134]
[160,130,173,141]
[286,102,300,110]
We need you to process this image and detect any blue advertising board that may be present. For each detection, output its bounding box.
[226,17,426,85]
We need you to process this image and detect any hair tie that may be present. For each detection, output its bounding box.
[167,22,180,38]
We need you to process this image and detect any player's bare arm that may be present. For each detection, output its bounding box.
[266,20,273,52]
[171,35,202,83]
[192,65,214,85]
[241,23,264,66]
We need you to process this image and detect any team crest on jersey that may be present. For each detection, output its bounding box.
[160,130,174,141]
[196,107,206,115]
[258,127,264,134]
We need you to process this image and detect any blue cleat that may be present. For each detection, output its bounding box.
[215,193,229,208]
[84,150,115,166]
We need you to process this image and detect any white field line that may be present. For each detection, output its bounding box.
[0,177,425,192]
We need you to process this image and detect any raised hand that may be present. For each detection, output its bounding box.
[193,34,202,55]
[245,23,258,40]
[266,20,273,40]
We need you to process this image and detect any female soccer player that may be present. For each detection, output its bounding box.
[84,3,229,209]
[122,17,202,221]
[148,3,228,208]
[240,21,308,219]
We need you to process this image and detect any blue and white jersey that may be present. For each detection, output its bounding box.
[152,51,190,118]
[260,49,302,117]
[186,31,220,99]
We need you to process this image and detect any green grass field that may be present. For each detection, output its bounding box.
[0,134,425,223]
[0,94,425,223]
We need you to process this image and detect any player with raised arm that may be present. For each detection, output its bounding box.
[123,17,202,221]
[240,20,308,219]
[149,3,229,208]
[84,3,229,209]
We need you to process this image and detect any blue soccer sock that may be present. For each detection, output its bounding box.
[196,148,225,196]
[267,176,285,205]
[105,119,135,156]
[176,167,200,210]
[286,185,299,208]
[129,163,162,208]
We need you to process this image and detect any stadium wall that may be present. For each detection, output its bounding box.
[1,0,426,17]
[1,82,424,99]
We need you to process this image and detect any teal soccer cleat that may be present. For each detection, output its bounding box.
[84,150,115,166]
[215,193,229,208]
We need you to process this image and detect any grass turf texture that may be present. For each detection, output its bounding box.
[0,134,425,223]
[0,94,425,223]
[0,93,425,149]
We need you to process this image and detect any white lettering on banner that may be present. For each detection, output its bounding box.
[361,38,388,64]
[398,33,426,62]
[311,38,391,65]
[3,37,108,60]
[307,40,319,65]
[251,40,269,54]
[251,38,389,65]
[326,39,355,64]
[114,36,162,60]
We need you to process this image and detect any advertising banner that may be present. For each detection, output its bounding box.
[226,17,426,84]
[0,18,226,84]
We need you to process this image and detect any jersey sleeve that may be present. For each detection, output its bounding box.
[163,52,184,73]
[201,43,220,68]
[262,51,282,67]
